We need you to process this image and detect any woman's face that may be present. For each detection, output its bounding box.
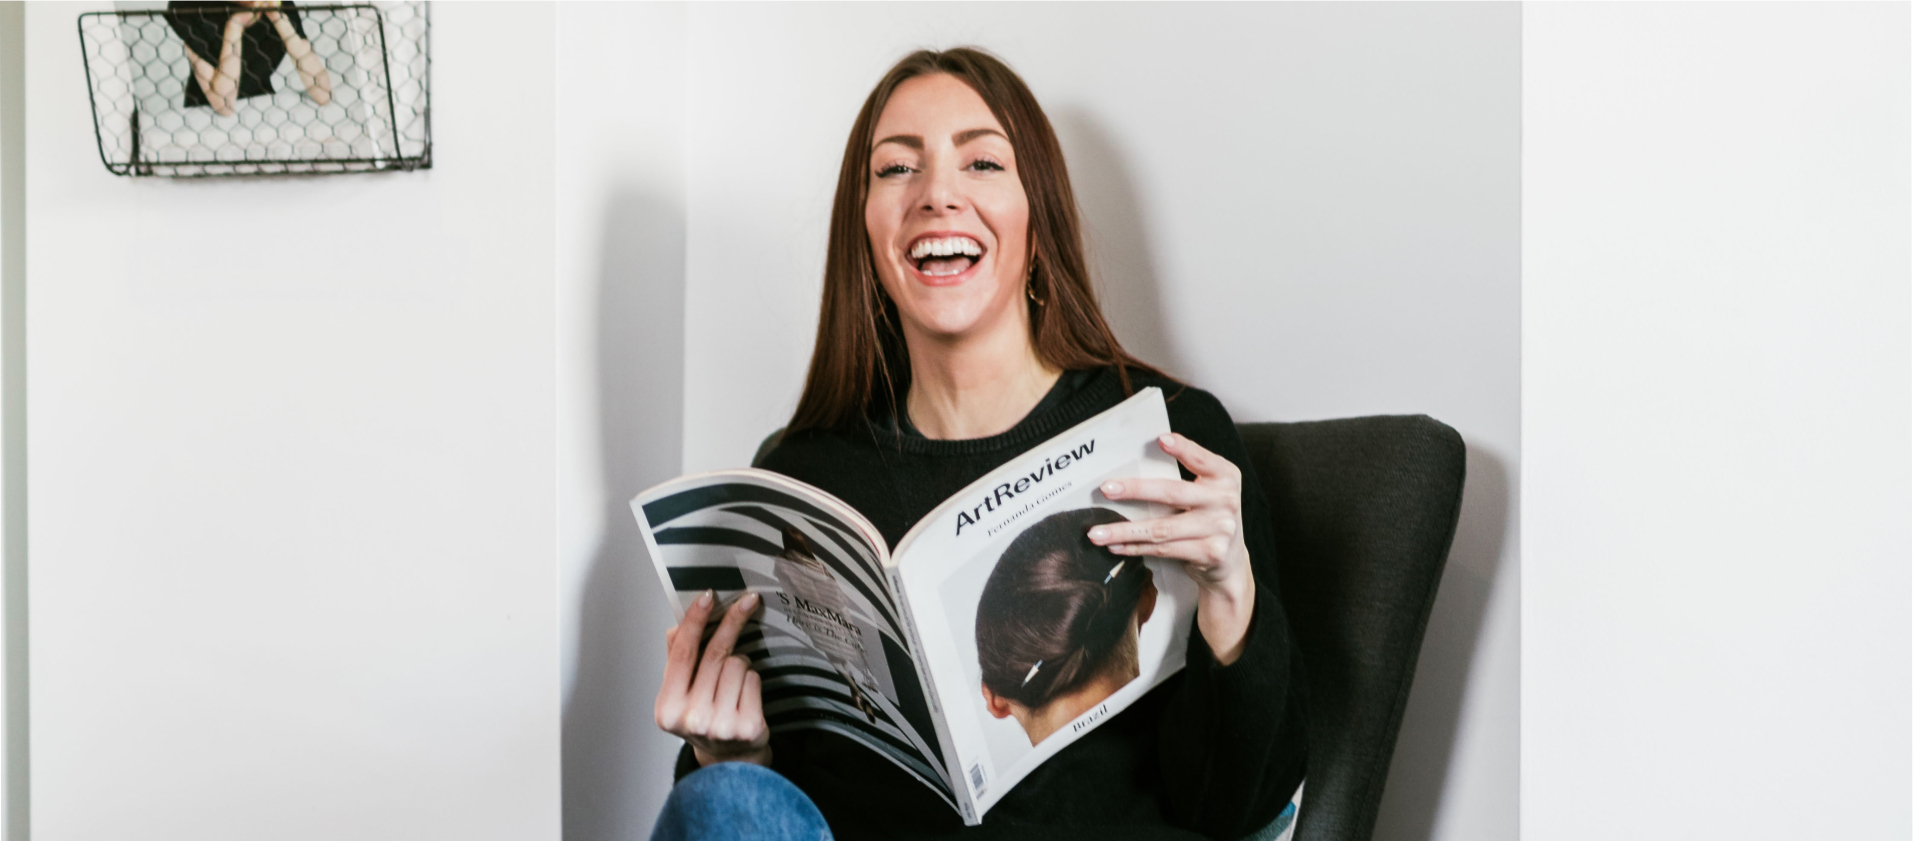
[865,73,1031,342]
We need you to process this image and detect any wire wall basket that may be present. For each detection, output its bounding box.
[79,2,430,177]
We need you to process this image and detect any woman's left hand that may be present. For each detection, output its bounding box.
[1088,432,1256,665]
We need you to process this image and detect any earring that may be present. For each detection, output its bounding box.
[1026,262,1045,306]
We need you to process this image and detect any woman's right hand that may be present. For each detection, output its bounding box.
[654,590,772,767]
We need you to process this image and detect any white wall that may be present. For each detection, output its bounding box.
[24,4,559,840]
[555,5,689,841]
[1523,4,1911,840]
[675,5,1520,841]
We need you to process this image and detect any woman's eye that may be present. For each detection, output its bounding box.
[875,163,913,178]
[968,159,1005,172]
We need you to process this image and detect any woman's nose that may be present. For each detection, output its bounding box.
[917,161,964,215]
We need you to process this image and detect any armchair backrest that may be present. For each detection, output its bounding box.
[1235,416,1465,841]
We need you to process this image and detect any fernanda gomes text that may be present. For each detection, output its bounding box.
[954,438,1095,537]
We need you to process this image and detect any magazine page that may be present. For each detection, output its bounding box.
[888,388,1198,821]
[632,470,954,807]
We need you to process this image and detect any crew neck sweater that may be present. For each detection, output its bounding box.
[678,367,1308,841]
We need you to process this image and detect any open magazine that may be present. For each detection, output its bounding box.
[630,387,1197,825]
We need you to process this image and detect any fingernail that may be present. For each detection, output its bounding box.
[1103,481,1123,496]
[696,590,713,608]
[1088,527,1108,540]
[739,592,760,611]
[1159,434,1176,447]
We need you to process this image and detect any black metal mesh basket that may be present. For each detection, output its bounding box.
[79,2,430,177]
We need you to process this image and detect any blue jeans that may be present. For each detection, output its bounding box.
[650,762,833,841]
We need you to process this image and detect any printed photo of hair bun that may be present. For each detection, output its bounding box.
[975,507,1152,709]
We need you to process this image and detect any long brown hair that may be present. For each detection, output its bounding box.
[787,47,1161,433]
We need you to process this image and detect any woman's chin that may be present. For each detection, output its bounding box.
[891,287,1014,339]
[904,294,1022,339]
[912,316,991,341]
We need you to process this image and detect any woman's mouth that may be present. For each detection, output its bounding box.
[907,235,984,278]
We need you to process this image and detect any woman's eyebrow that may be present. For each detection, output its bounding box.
[872,128,1006,151]
[953,128,1006,146]
[873,134,923,150]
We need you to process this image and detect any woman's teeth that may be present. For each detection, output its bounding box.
[909,236,982,259]
[909,236,982,277]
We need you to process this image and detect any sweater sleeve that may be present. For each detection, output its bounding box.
[1154,387,1309,839]
[672,741,700,781]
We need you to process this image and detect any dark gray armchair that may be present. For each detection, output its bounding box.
[751,414,1466,841]
[1237,416,1465,841]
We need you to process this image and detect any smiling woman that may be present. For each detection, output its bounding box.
[650,47,1309,841]
[790,49,1159,440]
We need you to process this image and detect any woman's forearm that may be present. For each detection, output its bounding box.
[183,44,232,116]
[269,13,333,105]
[207,17,247,113]
[289,42,334,105]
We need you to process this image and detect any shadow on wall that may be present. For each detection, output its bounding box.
[1373,444,1512,841]
[1057,106,1514,841]
[564,190,687,841]
[1051,107,1186,376]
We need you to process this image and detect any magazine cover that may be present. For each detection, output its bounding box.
[888,387,1198,818]
[632,472,956,808]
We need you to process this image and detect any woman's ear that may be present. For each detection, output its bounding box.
[1136,570,1159,626]
[980,684,1015,719]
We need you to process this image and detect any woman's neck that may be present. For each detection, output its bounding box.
[1016,665,1139,745]
[904,320,1060,440]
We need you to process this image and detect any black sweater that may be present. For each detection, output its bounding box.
[674,368,1308,841]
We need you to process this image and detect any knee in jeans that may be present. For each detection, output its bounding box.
[675,761,780,800]
[653,762,831,841]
